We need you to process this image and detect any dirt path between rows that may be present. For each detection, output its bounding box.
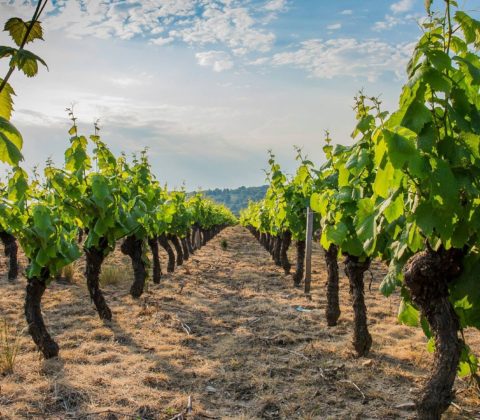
[1,226,479,419]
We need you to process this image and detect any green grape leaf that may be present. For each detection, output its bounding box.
[454,55,480,85]
[401,100,432,133]
[383,192,404,224]
[423,67,452,93]
[384,129,417,169]
[0,78,15,120]
[398,299,420,327]
[457,346,478,378]
[380,261,402,297]
[0,45,17,59]
[426,50,451,72]
[0,116,23,164]
[450,251,480,329]
[454,11,480,48]
[4,18,44,47]
[322,222,348,248]
[10,49,48,77]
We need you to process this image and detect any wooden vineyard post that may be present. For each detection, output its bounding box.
[304,207,314,294]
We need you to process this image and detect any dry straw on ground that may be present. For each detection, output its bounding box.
[0,226,478,419]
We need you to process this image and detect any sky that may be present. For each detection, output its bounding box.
[0,0,474,189]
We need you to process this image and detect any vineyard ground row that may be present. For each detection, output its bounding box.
[0,226,478,419]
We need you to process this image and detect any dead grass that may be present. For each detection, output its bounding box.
[99,264,130,286]
[60,263,76,283]
[0,318,22,374]
[0,226,478,419]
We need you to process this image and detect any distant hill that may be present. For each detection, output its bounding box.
[198,185,268,215]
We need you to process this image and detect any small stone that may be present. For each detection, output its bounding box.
[206,386,217,393]
[362,359,373,367]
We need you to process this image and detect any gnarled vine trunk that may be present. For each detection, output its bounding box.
[273,235,282,266]
[148,236,162,284]
[121,235,147,298]
[168,234,184,266]
[181,237,190,261]
[85,237,112,321]
[0,231,18,281]
[293,240,306,287]
[324,244,340,326]
[403,247,463,420]
[280,231,292,274]
[344,255,371,356]
[159,233,175,272]
[260,233,267,250]
[25,269,59,359]
[268,234,275,255]
[201,229,208,246]
[186,229,194,254]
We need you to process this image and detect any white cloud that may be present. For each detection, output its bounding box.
[264,0,287,12]
[373,13,419,31]
[268,38,416,82]
[196,51,234,72]
[171,6,275,54]
[327,23,342,30]
[391,0,414,14]
[340,9,353,15]
[151,36,175,46]
[5,0,279,56]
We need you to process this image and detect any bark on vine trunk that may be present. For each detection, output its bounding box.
[181,237,190,261]
[260,233,267,250]
[201,229,208,246]
[168,235,184,266]
[324,244,340,326]
[159,234,175,272]
[85,238,112,321]
[403,247,463,420]
[25,270,59,359]
[121,236,147,298]
[148,236,162,284]
[280,231,292,275]
[186,229,194,254]
[0,231,18,281]
[344,255,371,356]
[273,235,282,266]
[269,234,275,255]
[293,240,306,287]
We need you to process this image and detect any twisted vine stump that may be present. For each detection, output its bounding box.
[344,255,371,356]
[280,231,292,274]
[25,269,59,359]
[85,237,112,321]
[181,237,190,261]
[201,229,208,246]
[404,247,463,420]
[159,234,176,272]
[293,240,306,287]
[121,236,147,298]
[324,244,340,326]
[168,235,184,266]
[273,236,282,266]
[186,229,194,254]
[0,231,18,281]
[148,236,162,284]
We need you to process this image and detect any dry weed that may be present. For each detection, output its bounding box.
[61,263,77,283]
[0,318,21,374]
[100,265,129,286]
